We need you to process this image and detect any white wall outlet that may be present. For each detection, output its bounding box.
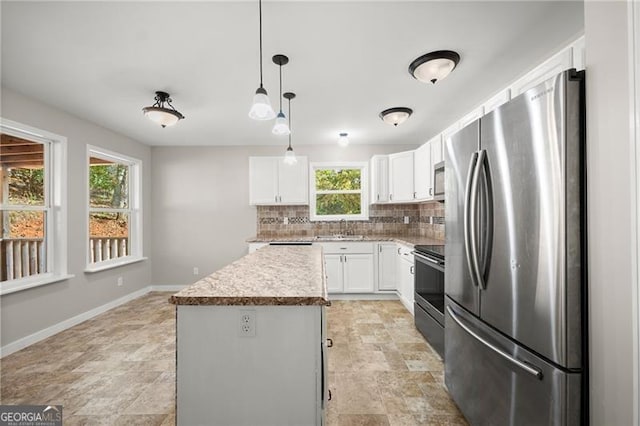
[117,277,123,286]
[404,216,409,224]
[238,310,256,337]
[193,267,199,275]
[283,217,289,225]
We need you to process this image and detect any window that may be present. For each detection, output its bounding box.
[0,119,69,294]
[310,162,369,221]
[87,146,142,270]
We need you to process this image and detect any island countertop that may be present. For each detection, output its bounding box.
[169,245,329,306]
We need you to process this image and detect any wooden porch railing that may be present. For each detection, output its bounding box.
[1,238,46,281]
[1,237,129,281]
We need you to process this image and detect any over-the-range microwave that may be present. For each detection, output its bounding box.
[433,161,445,202]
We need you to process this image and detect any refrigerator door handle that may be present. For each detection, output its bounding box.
[446,305,543,380]
[464,152,479,287]
[469,150,487,289]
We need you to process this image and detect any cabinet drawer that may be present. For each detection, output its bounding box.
[317,242,374,254]
[397,244,414,260]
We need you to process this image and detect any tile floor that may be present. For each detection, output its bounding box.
[0,292,466,425]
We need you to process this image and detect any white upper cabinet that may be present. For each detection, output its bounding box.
[571,37,585,71]
[249,156,308,205]
[388,151,415,203]
[510,48,573,96]
[370,155,389,204]
[413,142,431,200]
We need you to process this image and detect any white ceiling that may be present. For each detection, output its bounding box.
[1,1,584,147]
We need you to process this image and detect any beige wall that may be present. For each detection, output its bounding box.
[585,2,636,424]
[0,87,152,347]
[150,144,417,286]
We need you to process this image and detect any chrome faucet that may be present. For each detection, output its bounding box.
[339,219,346,236]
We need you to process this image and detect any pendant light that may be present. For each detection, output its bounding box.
[379,107,413,127]
[338,132,349,148]
[283,92,297,165]
[248,0,276,120]
[409,50,460,84]
[142,91,185,128]
[272,54,291,135]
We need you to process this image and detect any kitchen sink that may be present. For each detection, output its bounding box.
[314,234,365,241]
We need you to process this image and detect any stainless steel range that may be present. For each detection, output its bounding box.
[413,244,445,358]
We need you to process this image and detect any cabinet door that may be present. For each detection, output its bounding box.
[325,254,344,293]
[377,244,397,291]
[370,155,389,203]
[388,151,415,202]
[413,142,431,200]
[249,157,278,205]
[431,137,444,165]
[397,257,415,313]
[343,254,374,293]
[510,48,573,96]
[278,157,308,204]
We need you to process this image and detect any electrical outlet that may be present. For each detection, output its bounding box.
[238,310,256,337]
[283,217,289,225]
[117,277,123,286]
[193,267,199,275]
[404,216,409,224]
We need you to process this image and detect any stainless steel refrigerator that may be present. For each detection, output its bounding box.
[444,69,586,425]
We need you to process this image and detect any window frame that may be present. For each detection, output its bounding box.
[309,161,369,222]
[0,118,72,295]
[85,145,143,272]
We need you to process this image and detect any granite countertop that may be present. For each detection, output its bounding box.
[246,234,444,247]
[170,245,329,306]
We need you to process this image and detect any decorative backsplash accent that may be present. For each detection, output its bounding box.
[256,201,445,240]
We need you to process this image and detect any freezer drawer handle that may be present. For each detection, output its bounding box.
[446,305,543,380]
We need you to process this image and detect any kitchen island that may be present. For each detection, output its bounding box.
[170,245,329,426]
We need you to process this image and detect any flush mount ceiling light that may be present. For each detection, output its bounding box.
[379,107,413,127]
[142,91,185,128]
[338,132,349,148]
[409,50,460,84]
[283,92,297,165]
[248,0,276,120]
[272,54,291,136]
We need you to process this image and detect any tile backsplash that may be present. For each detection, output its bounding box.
[256,201,445,241]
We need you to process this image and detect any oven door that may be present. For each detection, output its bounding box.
[433,161,445,201]
[414,251,445,324]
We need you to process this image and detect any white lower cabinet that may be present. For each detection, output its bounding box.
[325,254,345,293]
[319,242,374,294]
[397,245,415,314]
[377,243,397,291]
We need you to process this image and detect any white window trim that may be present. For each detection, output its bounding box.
[0,118,72,295]
[85,145,143,271]
[309,161,369,222]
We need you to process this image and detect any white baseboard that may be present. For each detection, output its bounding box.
[328,292,400,301]
[150,285,187,292]
[1,286,152,358]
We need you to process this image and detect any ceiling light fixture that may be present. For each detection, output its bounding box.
[142,91,185,128]
[272,54,291,136]
[379,107,413,127]
[409,50,460,84]
[283,92,297,165]
[338,132,349,148]
[248,0,276,120]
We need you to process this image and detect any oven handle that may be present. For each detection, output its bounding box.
[412,251,442,265]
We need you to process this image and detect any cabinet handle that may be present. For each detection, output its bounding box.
[379,245,382,253]
[328,390,332,401]
[344,256,347,263]
[377,193,380,201]
[397,248,401,255]
[429,188,433,196]
[275,195,278,203]
[413,191,417,199]
[410,265,415,274]
[327,338,333,348]
[390,194,393,201]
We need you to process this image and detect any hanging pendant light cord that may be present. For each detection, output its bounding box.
[288,97,292,149]
[259,0,264,88]
[279,65,283,112]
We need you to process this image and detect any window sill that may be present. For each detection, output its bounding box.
[0,273,75,296]
[84,256,148,273]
